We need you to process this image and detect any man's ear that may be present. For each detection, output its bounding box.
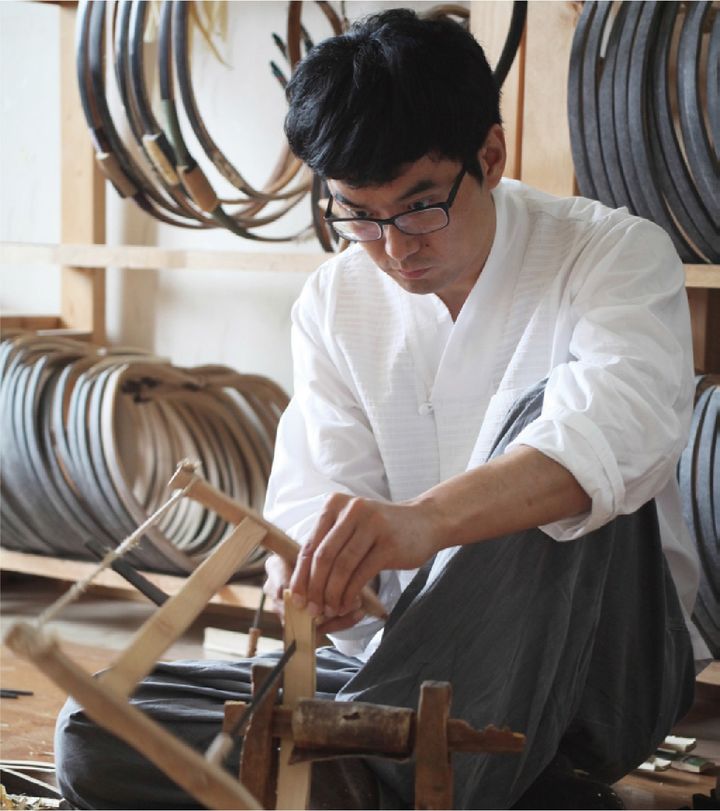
[477,124,506,189]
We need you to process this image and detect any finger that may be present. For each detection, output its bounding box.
[338,544,387,617]
[322,526,375,614]
[289,501,343,611]
[317,609,365,635]
[306,516,357,615]
[264,554,290,601]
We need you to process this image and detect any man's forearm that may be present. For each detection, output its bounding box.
[417,445,592,550]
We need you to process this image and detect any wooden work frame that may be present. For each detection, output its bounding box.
[3,515,274,809]
[2,465,380,810]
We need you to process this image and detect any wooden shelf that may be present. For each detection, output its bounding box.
[2,241,718,287]
[0,241,325,274]
[0,548,272,621]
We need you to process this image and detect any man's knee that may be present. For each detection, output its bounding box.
[54,697,104,809]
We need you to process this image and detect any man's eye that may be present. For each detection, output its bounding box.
[409,200,432,211]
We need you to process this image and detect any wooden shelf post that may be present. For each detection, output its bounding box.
[59,3,106,344]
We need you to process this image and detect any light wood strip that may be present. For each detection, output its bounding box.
[685,265,720,289]
[0,242,325,274]
[0,316,63,330]
[3,622,261,809]
[470,1,525,179]
[275,591,316,811]
[98,518,268,698]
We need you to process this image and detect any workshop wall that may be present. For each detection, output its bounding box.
[0,1,458,393]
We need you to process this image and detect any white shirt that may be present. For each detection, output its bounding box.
[264,179,709,662]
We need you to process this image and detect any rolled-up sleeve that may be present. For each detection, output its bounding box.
[506,219,695,539]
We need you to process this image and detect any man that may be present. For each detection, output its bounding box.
[55,9,706,809]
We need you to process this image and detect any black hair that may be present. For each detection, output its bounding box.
[284,8,501,186]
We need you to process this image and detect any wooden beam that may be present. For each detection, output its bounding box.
[684,265,720,289]
[0,242,326,274]
[470,1,526,179]
[0,316,63,331]
[275,591,316,811]
[99,519,268,698]
[59,4,106,344]
[520,1,579,196]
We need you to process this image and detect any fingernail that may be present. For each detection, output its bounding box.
[352,610,365,622]
[291,593,305,609]
[324,606,337,619]
[306,602,321,618]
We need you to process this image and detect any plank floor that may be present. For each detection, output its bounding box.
[1,573,718,809]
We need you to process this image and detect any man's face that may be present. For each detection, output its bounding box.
[327,126,506,319]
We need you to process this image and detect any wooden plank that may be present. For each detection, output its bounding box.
[0,242,326,274]
[414,682,453,810]
[470,1,525,179]
[275,591,316,811]
[59,5,106,344]
[99,519,268,698]
[520,1,579,196]
[0,316,63,330]
[0,548,272,616]
[240,664,282,810]
[4,622,262,810]
[685,265,720,289]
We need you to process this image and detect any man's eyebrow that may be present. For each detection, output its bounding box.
[333,178,441,211]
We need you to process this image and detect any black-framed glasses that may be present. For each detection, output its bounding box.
[324,166,467,243]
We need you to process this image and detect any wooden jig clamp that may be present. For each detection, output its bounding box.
[225,676,526,810]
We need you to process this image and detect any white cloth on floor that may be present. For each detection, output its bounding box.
[264,178,709,662]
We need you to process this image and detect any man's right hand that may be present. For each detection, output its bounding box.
[263,553,365,634]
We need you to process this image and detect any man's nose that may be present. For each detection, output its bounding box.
[383,224,420,262]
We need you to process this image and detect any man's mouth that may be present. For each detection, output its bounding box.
[395,266,431,280]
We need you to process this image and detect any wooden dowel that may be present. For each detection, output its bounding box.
[4,623,261,810]
[169,463,388,620]
[224,701,525,759]
[100,518,268,698]
[292,699,413,754]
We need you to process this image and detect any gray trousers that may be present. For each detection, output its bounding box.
[54,383,695,809]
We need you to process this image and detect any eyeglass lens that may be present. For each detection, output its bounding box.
[332,207,449,241]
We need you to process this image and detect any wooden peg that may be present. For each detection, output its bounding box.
[236,663,281,810]
[415,681,453,810]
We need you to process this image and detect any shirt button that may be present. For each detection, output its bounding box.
[418,402,434,416]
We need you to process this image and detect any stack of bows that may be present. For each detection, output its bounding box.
[0,334,288,575]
